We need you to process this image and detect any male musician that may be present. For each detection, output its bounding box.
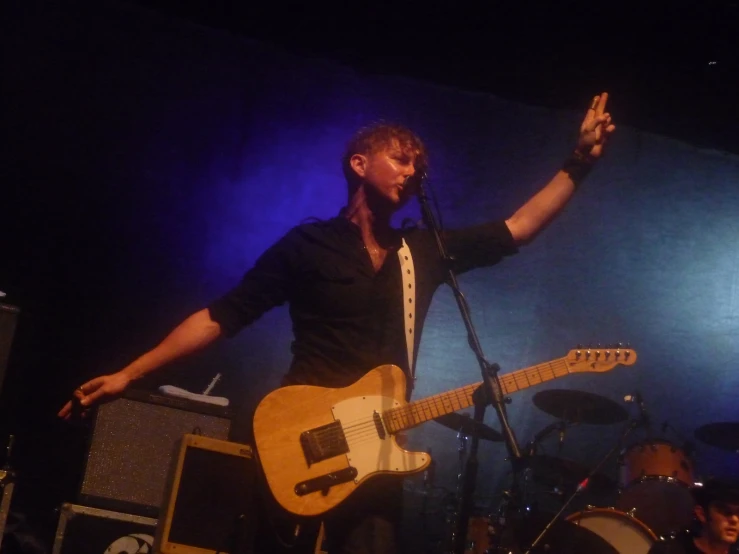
[648,479,739,554]
[59,94,615,553]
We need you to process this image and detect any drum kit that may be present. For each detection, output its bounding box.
[408,390,739,554]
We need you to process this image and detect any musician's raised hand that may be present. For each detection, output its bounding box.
[576,92,616,159]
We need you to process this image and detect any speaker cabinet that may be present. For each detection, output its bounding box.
[79,390,231,517]
[155,434,256,554]
[0,303,20,399]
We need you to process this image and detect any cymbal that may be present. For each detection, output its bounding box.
[695,422,739,452]
[527,455,617,493]
[532,389,628,425]
[433,413,503,441]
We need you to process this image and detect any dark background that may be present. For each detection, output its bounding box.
[2,0,738,548]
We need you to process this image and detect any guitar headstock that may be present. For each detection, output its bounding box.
[566,344,637,373]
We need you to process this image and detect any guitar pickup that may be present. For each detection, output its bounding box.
[300,420,349,466]
[294,467,358,496]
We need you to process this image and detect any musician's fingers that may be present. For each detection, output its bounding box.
[80,386,106,407]
[596,92,609,116]
[57,400,74,419]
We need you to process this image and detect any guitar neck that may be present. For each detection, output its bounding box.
[383,356,571,434]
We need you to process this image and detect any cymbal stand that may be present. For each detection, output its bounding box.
[523,418,640,554]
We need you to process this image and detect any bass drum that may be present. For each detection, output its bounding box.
[566,508,656,554]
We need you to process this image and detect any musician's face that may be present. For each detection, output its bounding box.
[697,502,739,544]
[354,139,418,208]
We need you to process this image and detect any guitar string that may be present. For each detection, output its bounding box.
[336,359,571,437]
[324,360,573,442]
[312,358,581,448]
[314,372,593,452]
[300,356,630,455]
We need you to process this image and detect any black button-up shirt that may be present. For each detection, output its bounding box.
[208,217,517,388]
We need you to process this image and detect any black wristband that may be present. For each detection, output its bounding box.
[562,150,594,184]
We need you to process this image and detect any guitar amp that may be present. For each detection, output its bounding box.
[79,390,231,517]
[155,434,256,554]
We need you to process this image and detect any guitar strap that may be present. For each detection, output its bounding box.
[398,238,416,383]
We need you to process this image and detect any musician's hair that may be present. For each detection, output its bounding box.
[693,478,739,510]
[342,123,428,192]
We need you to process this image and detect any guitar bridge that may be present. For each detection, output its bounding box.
[300,420,349,466]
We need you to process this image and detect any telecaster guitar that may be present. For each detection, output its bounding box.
[253,346,637,516]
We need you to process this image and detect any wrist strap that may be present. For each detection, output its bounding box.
[562,150,594,184]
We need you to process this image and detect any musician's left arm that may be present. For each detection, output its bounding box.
[505,92,615,246]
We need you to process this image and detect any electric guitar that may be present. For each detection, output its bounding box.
[253,346,637,516]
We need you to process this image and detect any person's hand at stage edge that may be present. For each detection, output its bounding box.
[57,371,132,420]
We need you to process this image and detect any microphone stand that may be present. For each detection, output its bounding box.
[415,178,524,554]
[523,417,641,554]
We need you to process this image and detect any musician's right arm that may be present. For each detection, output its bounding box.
[57,308,222,420]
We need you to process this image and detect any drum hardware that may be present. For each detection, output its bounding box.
[523,415,619,504]
[440,425,501,554]
[661,420,696,455]
[523,415,641,554]
[623,391,651,433]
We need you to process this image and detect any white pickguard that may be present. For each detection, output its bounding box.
[331,395,428,484]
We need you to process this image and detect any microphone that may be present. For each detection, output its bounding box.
[405,170,427,194]
[624,392,650,427]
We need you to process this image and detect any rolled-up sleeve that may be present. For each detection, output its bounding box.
[208,232,296,337]
[443,221,518,275]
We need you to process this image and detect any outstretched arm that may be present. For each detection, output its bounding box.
[57,308,222,419]
[505,92,616,245]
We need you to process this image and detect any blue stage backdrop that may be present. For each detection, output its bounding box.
[2,0,738,528]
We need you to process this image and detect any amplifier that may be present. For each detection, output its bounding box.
[0,303,20,399]
[52,503,157,554]
[155,434,256,554]
[79,390,231,517]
